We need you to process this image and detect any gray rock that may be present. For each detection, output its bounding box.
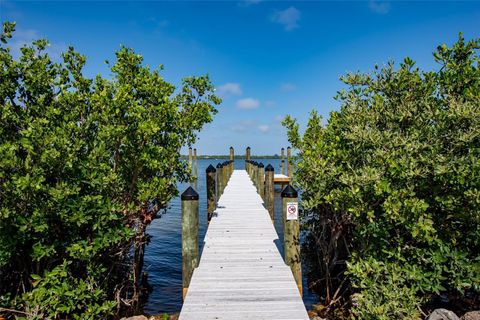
[427,309,460,320]
[460,311,480,320]
[120,316,148,320]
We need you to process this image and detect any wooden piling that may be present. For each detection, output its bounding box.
[206,165,216,222]
[181,186,199,300]
[223,161,228,189]
[281,185,302,296]
[252,161,258,188]
[188,147,193,181]
[258,162,265,200]
[230,147,235,174]
[265,164,274,222]
[216,163,223,198]
[193,148,198,180]
[281,147,285,175]
[287,146,292,177]
[246,146,251,160]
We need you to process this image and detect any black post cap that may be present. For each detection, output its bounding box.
[247,146,251,149]
[216,163,222,168]
[258,162,264,168]
[206,164,216,173]
[181,186,199,200]
[230,146,234,149]
[265,164,274,172]
[281,185,298,198]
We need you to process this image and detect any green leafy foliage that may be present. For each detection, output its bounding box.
[0,21,220,318]
[284,34,480,319]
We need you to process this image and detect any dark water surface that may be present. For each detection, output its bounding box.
[143,159,318,315]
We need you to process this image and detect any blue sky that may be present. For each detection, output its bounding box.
[1,1,479,155]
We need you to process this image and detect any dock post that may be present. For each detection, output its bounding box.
[287,146,292,177]
[258,162,265,199]
[188,147,193,182]
[252,161,258,188]
[216,163,223,198]
[223,161,229,188]
[265,164,274,221]
[193,148,198,180]
[230,146,234,172]
[246,146,251,160]
[281,147,285,175]
[281,185,302,296]
[181,186,199,300]
[206,164,216,222]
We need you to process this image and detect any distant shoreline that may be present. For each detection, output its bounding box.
[180,155,283,159]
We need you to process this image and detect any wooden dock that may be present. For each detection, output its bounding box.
[179,169,309,320]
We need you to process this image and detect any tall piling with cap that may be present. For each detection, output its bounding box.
[216,163,223,199]
[188,147,193,182]
[258,162,265,200]
[223,161,228,189]
[206,165,216,222]
[281,185,302,296]
[230,147,235,173]
[253,161,258,188]
[287,146,292,177]
[193,148,198,180]
[181,186,199,300]
[281,147,285,175]
[265,164,275,221]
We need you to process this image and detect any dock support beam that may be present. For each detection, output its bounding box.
[265,164,274,221]
[182,186,199,300]
[281,185,302,296]
[206,165,216,222]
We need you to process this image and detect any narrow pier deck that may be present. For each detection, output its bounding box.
[179,169,309,320]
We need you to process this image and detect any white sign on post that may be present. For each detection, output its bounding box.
[286,202,298,220]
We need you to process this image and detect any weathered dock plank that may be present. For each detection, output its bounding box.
[179,169,308,320]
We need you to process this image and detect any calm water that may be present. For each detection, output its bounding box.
[143,159,318,315]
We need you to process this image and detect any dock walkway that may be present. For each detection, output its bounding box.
[179,169,309,320]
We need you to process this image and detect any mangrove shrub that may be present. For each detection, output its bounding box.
[284,34,479,319]
[0,22,220,319]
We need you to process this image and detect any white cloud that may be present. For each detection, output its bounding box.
[236,98,260,109]
[265,100,276,107]
[274,115,284,123]
[230,120,256,133]
[271,7,301,31]
[368,1,391,14]
[258,125,269,133]
[218,82,242,97]
[280,83,296,92]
